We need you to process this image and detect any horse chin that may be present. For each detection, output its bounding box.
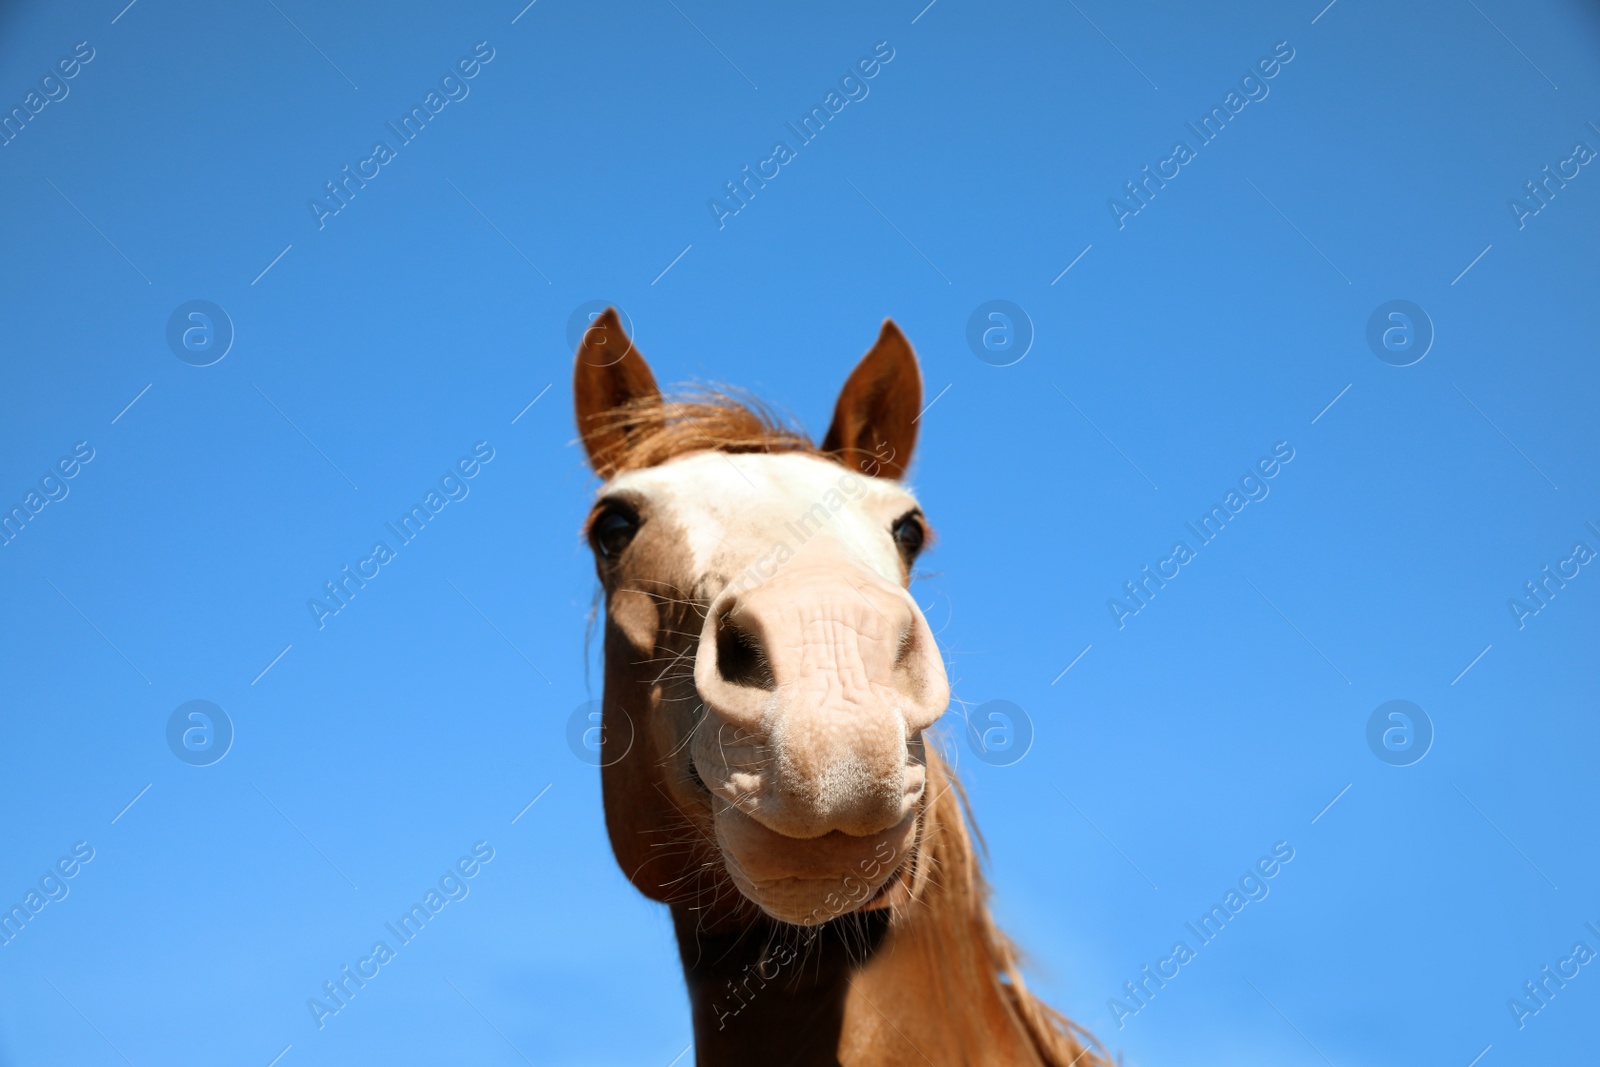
[711,801,919,926]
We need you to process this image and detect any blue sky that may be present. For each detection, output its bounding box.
[1,0,1598,1064]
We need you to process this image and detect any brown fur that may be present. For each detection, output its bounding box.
[843,751,1111,1066]
[820,320,921,480]
[586,388,823,478]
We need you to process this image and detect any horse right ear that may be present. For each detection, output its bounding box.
[574,309,663,477]
[821,319,921,481]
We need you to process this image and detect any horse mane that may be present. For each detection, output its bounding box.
[585,388,835,477]
[905,748,1112,1066]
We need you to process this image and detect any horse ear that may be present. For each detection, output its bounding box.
[574,309,662,477]
[821,319,921,481]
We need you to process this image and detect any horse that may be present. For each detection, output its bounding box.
[572,310,1108,1066]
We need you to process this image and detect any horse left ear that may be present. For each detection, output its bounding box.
[574,308,663,478]
[821,319,922,481]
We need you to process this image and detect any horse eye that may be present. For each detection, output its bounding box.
[891,515,924,561]
[592,509,639,560]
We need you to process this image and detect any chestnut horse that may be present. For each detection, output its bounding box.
[573,310,1107,1066]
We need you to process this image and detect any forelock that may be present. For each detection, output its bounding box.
[589,388,836,476]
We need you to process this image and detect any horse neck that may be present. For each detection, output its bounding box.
[671,753,1108,1067]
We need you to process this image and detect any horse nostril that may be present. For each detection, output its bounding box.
[715,613,775,690]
